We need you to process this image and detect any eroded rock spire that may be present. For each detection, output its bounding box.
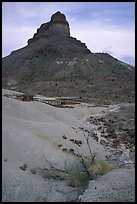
[28,11,70,45]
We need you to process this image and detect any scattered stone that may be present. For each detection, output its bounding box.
[69,148,74,154]
[30,169,36,174]
[21,95,33,101]
[58,144,62,148]
[74,139,82,147]
[20,164,27,171]
[62,135,67,139]
[62,148,68,152]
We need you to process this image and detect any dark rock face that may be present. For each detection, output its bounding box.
[51,11,69,25]
[28,11,70,45]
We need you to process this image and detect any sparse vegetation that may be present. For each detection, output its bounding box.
[58,130,114,187]
[62,126,116,187]
[89,160,114,176]
[38,129,115,188]
[66,167,90,187]
[63,157,114,187]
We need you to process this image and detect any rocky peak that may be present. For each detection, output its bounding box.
[28,11,70,45]
[51,11,69,25]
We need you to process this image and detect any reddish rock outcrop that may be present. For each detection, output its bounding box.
[28,11,70,45]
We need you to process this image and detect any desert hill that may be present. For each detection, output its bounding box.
[2,11,135,103]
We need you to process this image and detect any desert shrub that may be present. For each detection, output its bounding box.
[89,160,114,176]
[41,130,115,187]
[64,159,114,187]
[65,166,89,187]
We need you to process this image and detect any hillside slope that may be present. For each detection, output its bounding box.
[2,11,135,103]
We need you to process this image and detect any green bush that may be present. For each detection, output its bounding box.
[64,159,114,187]
[66,168,89,187]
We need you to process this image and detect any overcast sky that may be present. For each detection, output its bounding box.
[2,2,135,66]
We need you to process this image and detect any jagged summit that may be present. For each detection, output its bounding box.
[51,11,69,26]
[28,11,70,45]
[26,11,90,53]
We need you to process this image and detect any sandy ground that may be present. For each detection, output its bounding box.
[79,167,135,202]
[2,89,135,202]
